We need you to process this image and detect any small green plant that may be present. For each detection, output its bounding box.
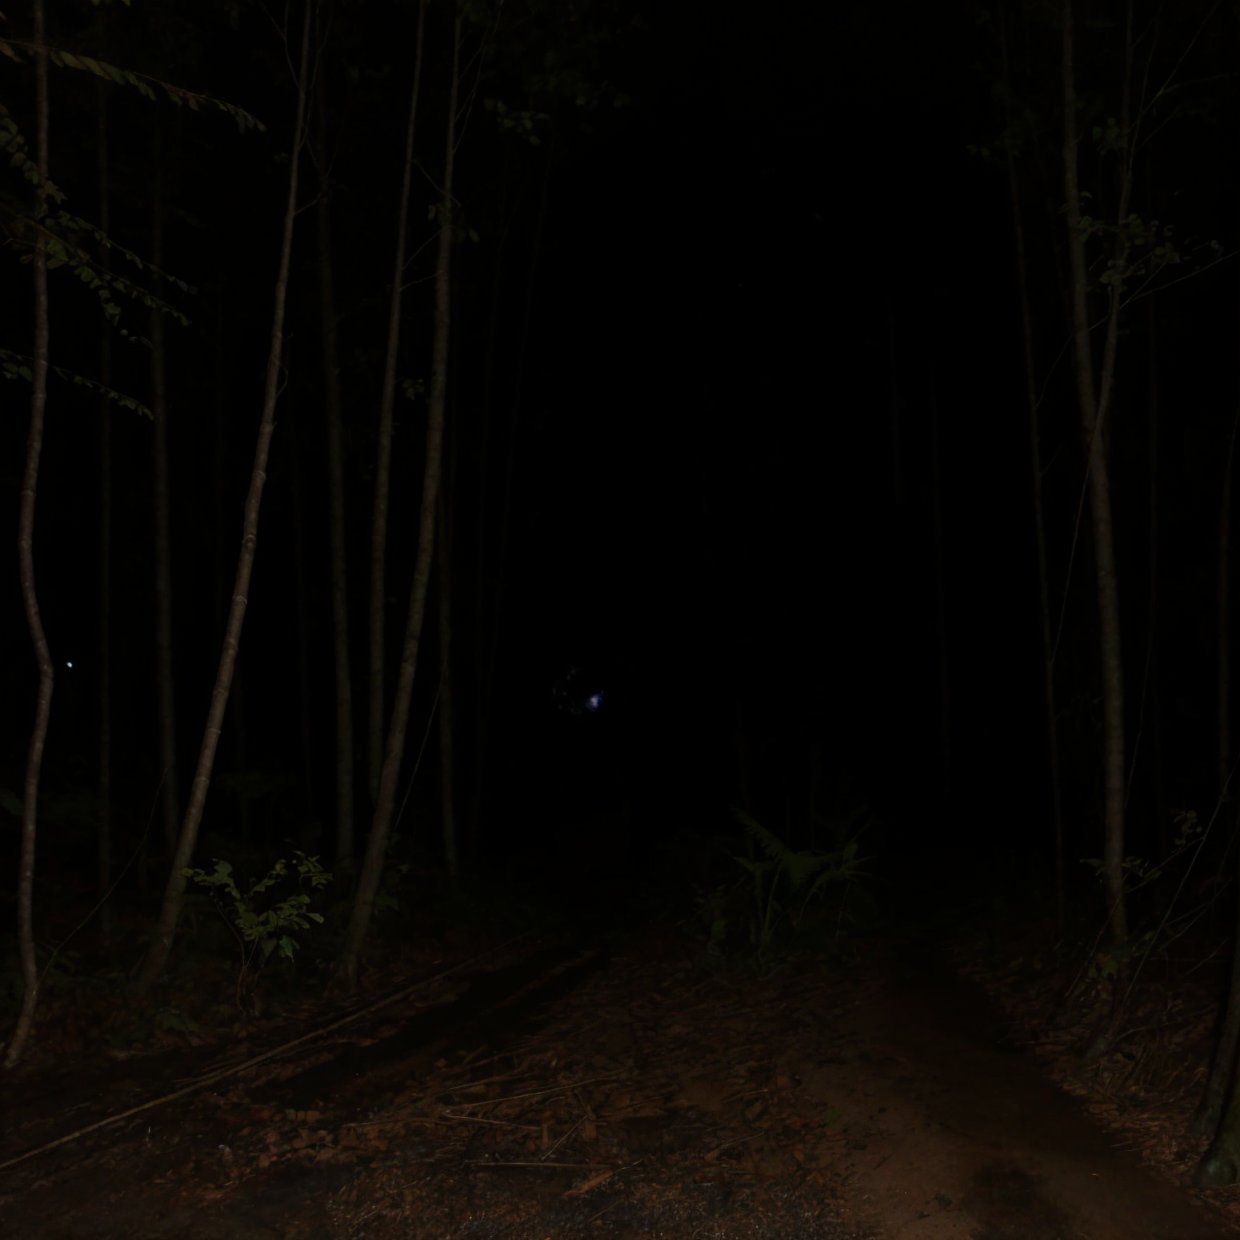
[703,808,866,969]
[1082,809,1203,890]
[1073,809,1207,1017]
[184,851,331,1012]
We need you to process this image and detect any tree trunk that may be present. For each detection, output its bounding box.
[368,0,428,803]
[150,143,182,856]
[1199,412,1240,1145]
[1062,0,1130,954]
[438,476,459,882]
[927,372,951,809]
[1195,860,1240,1144]
[95,56,115,950]
[1144,296,1168,863]
[1220,413,1237,800]
[207,276,252,851]
[1196,858,1240,1182]
[137,4,313,991]
[316,110,356,879]
[1001,0,1065,927]
[339,15,458,990]
[1193,148,1240,1166]
[288,405,317,843]
[5,0,53,1069]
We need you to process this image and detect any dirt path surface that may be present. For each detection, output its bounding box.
[1,928,1234,1239]
[823,940,1232,1239]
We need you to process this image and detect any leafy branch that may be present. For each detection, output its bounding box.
[0,348,152,417]
[0,40,265,132]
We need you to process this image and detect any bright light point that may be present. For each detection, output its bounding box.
[585,692,603,712]
[65,661,74,670]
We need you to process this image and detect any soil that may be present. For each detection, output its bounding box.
[1,917,1237,1239]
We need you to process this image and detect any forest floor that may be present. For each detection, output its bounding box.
[1,889,1239,1238]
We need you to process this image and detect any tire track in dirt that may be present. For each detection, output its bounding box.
[824,942,1231,1239]
[0,937,610,1239]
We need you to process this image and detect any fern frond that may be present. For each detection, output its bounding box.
[732,806,794,866]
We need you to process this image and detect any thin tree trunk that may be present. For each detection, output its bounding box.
[289,407,317,843]
[339,16,459,990]
[927,373,951,808]
[1220,413,1237,800]
[1196,796,1240,1182]
[438,472,459,882]
[368,0,428,803]
[150,144,182,856]
[5,0,52,1069]
[95,58,115,949]
[1195,827,1240,1143]
[208,276,252,851]
[1001,0,1065,927]
[1144,297,1167,862]
[137,4,313,991]
[887,303,905,511]
[1062,0,1130,953]
[1193,175,1240,1160]
[232,661,251,846]
[316,113,356,879]
[1197,789,1240,1175]
[289,410,314,808]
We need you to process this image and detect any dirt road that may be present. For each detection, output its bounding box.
[819,941,1230,1239]
[1,929,1233,1238]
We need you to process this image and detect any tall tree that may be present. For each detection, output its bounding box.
[1000,0,1066,925]
[438,477,459,881]
[149,132,182,856]
[315,85,357,877]
[288,403,318,842]
[368,0,428,803]
[1219,411,1237,801]
[5,0,53,1070]
[137,4,313,991]
[1193,54,1240,1167]
[95,48,115,949]
[340,13,460,989]
[1062,0,1132,954]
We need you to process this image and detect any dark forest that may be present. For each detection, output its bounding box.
[4,1,1240,1235]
